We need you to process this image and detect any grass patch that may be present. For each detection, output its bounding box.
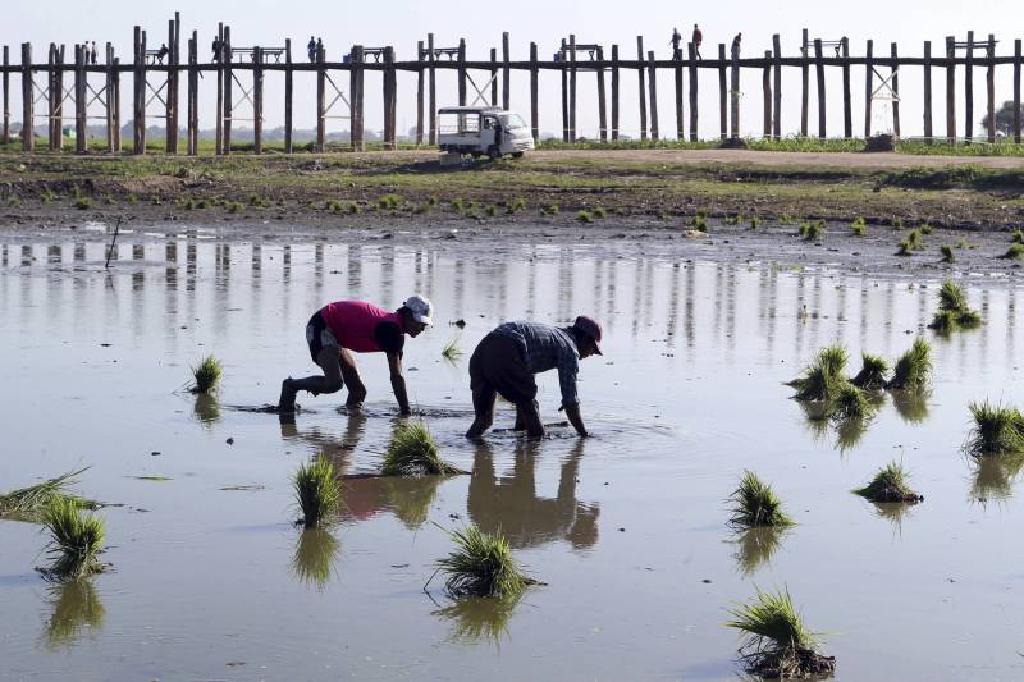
[930,279,982,332]
[966,401,1024,457]
[1013,229,1024,244]
[1005,243,1024,260]
[830,385,876,422]
[190,354,222,394]
[506,197,527,213]
[693,211,709,232]
[940,245,955,264]
[896,239,913,256]
[382,422,463,476]
[294,458,342,529]
[434,524,533,598]
[854,460,923,503]
[377,193,402,210]
[788,345,848,401]
[577,210,594,223]
[74,197,92,210]
[0,468,92,519]
[799,221,823,242]
[728,471,795,529]
[726,587,835,679]
[39,497,105,581]
[850,353,889,390]
[886,338,931,390]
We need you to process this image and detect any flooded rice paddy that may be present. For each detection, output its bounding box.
[2,224,1024,680]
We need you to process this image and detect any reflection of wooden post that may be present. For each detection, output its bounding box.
[841,37,851,138]
[922,41,932,144]
[801,28,809,136]
[253,46,263,154]
[611,44,620,140]
[965,31,975,141]
[891,42,900,138]
[501,32,510,110]
[772,34,781,139]
[945,36,955,144]
[863,39,873,138]
[688,42,698,140]
[648,50,659,141]
[763,50,772,137]
[637,36,646,140]
[569,35,577,142]
[814,39,825,138]
[529,42,539,141]
[284,39,293,153]
[597,46,608,141]
[415,41,424,146]
[986,34,995,143]
[21,43,32,151]
[428,33,436,145]
[75,45,86,153]
[1015,40,1022,144]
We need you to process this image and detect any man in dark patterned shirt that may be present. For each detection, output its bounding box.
[466,316,603,440]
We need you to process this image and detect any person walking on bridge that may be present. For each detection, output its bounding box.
[278,296,434,416]
[731,32,742,58]
[670,28,682,54]
[307,36,316,63]
[692,24,703,59]
[465,316,603,440]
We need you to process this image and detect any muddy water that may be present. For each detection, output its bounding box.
[2,226,1024,681]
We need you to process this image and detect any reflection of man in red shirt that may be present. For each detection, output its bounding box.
[692,24,703,60]
[278,296,433,416]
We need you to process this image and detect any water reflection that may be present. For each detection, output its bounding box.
[468,440,599,550]
[291,528,340,591]
[43,579,105,650]
[432,594,521,646]
[193,394,221,425]
[892,389,931,424]
[971,454,1024,504]
[732,527,789,576]
[346,475,443,530]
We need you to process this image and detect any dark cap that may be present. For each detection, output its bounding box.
[572,315,603,355]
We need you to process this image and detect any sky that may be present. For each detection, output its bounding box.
[2,0,1021,140]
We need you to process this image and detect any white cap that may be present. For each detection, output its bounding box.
[403,295,434,326]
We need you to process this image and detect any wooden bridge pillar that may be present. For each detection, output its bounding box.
[187,32,197,155]
[133,27,146,154]
[610,44,620,140]
[383,45,397,149]
[863,39,873,138]
[215,23,223,155]
[1015,39,1022,144]
[416,41,425,146]
[222,26,232,154]
[2,46,9,146]
[648,49,659,141]
[166,13,179,155]
[801,28,809,137]
[636,36,647,140]
[253,46,263,154]
[688,42,698,141]
[891,42,900,138]
[964,31,974,141]
[284,39,293,153]
[841,37,851,138]
[923,41,933,144]
[569,35,577,142]
[986,34,995,143]
[457,38,467,106]
[945,36,955,144]
[718,43,727,140]
[763,50,772,138]
[21,43,32,151]
[814,39,826,138]
[74,45,86,153]
[427,33,436,145]
[597,46,608,141]
[560,38,568,142]
[730,41,741,140]
[529,41,539,141]
[772,34,781,139]
[502,32,510,110]
[315,44,326,152]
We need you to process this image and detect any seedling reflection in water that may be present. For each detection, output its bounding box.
[40,497,106,581]
[728,471,795,529]
[726,587,835,678]
[293,458,342,529]
[45,578,105,650]
[734,527,789,577]
[292,528,340,590]
[433,594,521,645]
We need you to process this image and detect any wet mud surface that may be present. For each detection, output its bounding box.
[2,221,1024,680]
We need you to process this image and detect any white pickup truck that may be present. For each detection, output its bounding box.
[437,106,534,159]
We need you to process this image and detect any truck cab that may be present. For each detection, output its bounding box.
[437,106,534,159]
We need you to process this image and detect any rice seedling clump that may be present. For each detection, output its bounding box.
[40,497,106,580]
[850,353,889,390]
[966,401,1024,457]
[441,338,463,362]
[854,461,923,503]
[940,245,955,263]
[1006,243,1024,260]
[789,345,848,401]
[190,355,222,394]
[886,338,932,390]
[830,385,876,423]
[728,471,795,529]
[382,422,463,476]
[435,525,533,598]
[0,468,92,519]
[293,458,342,528]
[726,587,835,678]
[929,279,981,332]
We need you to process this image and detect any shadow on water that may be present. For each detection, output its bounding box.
[468,439,599,550]
[432,594,523,647]
[732,527,790,577]
[43,579,105,650]
[291,528,340,591]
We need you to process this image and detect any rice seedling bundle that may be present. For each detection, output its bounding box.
[789,345,848,401]
[967,401,1024,457]
[435,525,532,599]
[854,461,923,503]
[191,355,222,394]
[382,422,463,476]
[40,497,105,580]
[728,471,795,529]
[293,458,342,528]
[850,353,889,390]
[886,338,931,390]
[0,468,91,518]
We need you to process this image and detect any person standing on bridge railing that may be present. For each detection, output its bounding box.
[212,36,222,63]
[316,37,324,60]
[731,32,742,58]
[671,28,682,54]
[692,24,703,59]
[157,44,169,64]
[307,36,316,63]
[90,41,98,65]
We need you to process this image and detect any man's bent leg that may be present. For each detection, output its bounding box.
[283,347,344,409]
[466,383,497,439]
[518,399,544,439]
[339,348,367,408]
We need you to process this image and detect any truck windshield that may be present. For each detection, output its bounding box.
[501,114,527,129]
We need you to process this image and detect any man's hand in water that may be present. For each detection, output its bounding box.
[563,404,589,438]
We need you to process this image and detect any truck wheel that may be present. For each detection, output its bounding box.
[487,145,500,161]
[512,152,524,159]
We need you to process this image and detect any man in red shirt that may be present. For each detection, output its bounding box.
[278,296,433,416]
[692,24,703,59]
